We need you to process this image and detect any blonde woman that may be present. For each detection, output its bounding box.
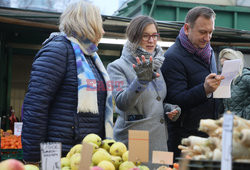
[21,1,113,163]
[219,48,250,119]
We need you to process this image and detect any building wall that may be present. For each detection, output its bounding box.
[117,0,250,31]
[169,0,235,6]
[170,0,250,7]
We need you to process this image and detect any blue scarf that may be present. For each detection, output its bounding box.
[179,27,212,64]
[68,36,113,138]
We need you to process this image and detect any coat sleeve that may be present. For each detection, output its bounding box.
[21,41,68,162]
[161,53,208,110]
[107,61,148,111]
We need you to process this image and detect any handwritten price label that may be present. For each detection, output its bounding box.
[41,142,61,170]
[14,122,23,136]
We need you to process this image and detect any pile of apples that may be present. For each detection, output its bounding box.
[61,133,150,170]
[0,159,39,170]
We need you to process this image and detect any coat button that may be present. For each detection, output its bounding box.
[72,126,74,129]
[156,96,161,101]
[160,118,164,124]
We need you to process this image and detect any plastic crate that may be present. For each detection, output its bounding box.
[1,149,23,161]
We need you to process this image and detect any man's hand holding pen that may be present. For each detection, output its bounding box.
[204,73,225,95]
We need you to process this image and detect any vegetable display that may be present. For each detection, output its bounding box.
[178,115,250,161]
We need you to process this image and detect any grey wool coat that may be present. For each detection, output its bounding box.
[107,44,169,168]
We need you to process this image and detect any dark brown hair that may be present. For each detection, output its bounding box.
[185,6,216,28]
[126,15,158,46]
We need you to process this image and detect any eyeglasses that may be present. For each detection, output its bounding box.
[142,33,160,41]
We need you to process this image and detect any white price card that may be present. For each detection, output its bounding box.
[41,142,61,170]
[221,113,234,170]
[14,122,23,136]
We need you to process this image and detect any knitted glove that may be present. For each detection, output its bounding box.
[133,56,158,83]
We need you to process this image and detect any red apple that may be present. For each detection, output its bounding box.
[0,159,25,170]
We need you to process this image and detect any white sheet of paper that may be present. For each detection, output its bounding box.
[14,122,23,136]
[213,59,242,98]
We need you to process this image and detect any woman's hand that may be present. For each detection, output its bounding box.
[132,55,159,83]
[164,104,181,121]
[166,109,179,120]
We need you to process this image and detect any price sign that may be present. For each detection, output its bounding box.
[41,142,61,170]
[79,142,94,170]
[152,151,173,165]
[128,130,149,163]
[221,113,234,170]
[14,122,23,136]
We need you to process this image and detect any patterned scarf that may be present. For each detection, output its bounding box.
[68,36,113,138]
[179,26,212,64]
[124,40,165,70]
[67,36,113,118]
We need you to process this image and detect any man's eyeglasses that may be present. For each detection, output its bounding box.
[142,33,160,41]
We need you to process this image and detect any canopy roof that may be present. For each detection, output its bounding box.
[1,6,250,48]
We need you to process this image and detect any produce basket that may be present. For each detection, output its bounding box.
[1,149,23,161]
[177,158,250,170]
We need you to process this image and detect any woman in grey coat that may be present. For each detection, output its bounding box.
[107,16,181,168]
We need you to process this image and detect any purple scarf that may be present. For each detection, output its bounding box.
[179,27,212,64]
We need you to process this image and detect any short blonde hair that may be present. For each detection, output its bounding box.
[59,0,103,44]
[219,48,245,80]
[219,48,244,66]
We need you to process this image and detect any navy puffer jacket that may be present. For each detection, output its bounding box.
[21,35,105,162]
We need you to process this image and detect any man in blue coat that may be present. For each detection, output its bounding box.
[161,6,224,159]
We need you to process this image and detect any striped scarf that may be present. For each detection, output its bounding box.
[179,26,212,64]
[68,36,113,138]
